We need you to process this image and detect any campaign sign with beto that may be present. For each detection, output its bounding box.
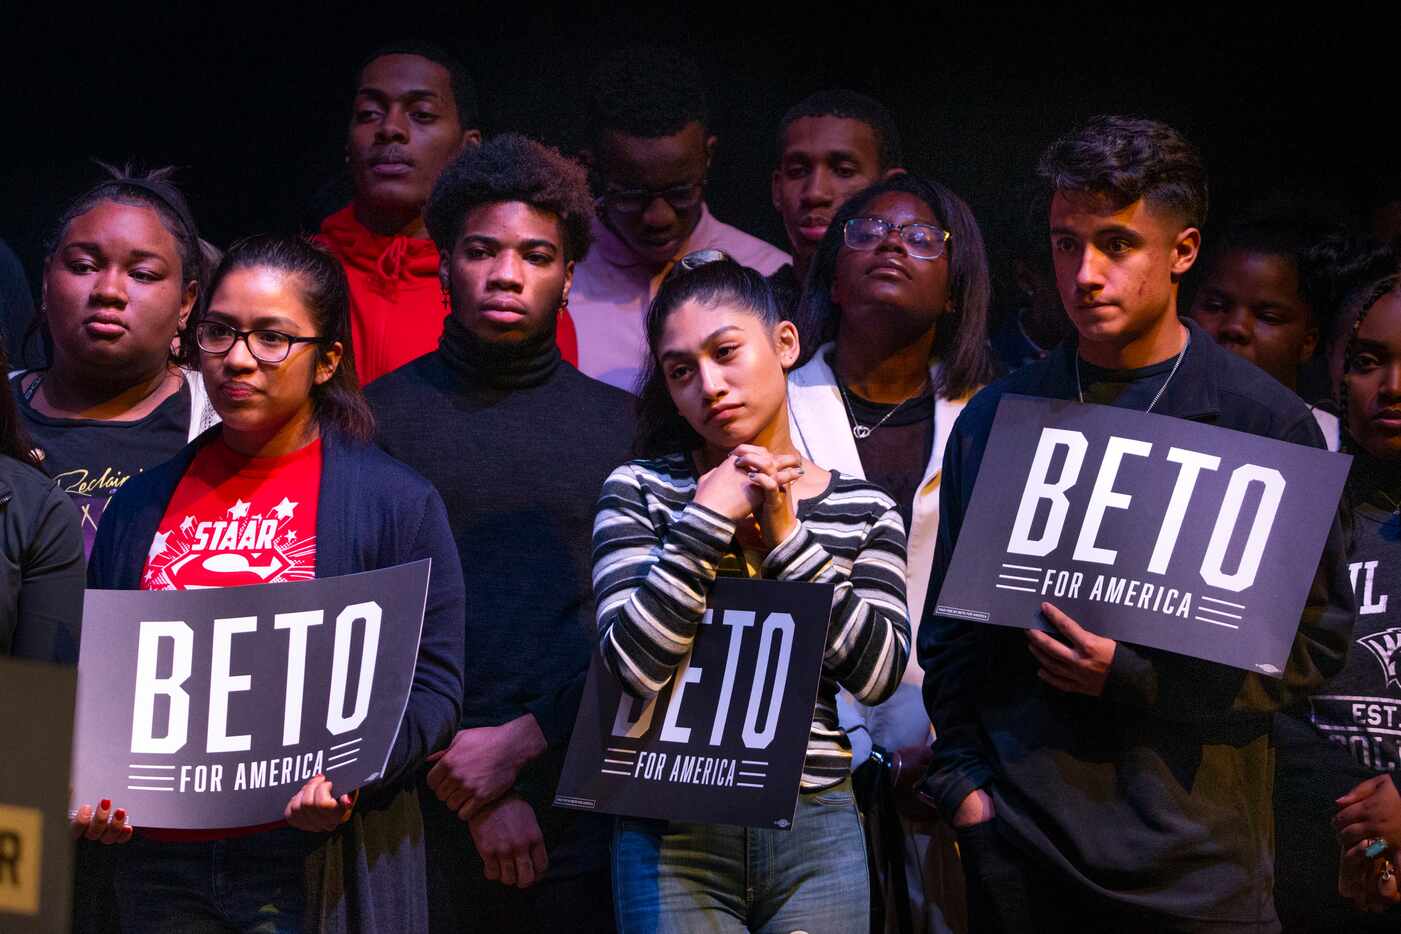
[71,560,430,829]
[0,658,75,934]
[934,396,1350,676]
[555,578,833,830]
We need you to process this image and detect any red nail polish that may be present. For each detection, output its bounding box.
[114,809,126,822]
[100,799,111,811]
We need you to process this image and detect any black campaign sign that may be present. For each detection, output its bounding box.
[72,561,430,829]
[555,578,833,829]
[0,658,75,934]
[935,396,1350,676]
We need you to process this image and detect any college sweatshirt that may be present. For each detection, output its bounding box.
[1274,450,1401,929]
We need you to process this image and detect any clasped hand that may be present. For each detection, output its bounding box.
[694,444,804,547]
[1335,774,1401,911]
[425,716,550,888]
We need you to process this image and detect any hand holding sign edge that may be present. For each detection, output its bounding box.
[71,798,133,844]
[284,774,355,832]
[1027,602,1115,697]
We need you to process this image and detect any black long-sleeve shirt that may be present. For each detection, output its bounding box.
[366,319,637,805]
[918,319,1356,926]
[1,454,84,661]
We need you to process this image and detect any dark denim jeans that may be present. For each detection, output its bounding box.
[113,827,316,934]
[612,778,869,934]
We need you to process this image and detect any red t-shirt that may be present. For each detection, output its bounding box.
[140,436,322,839]
[143,438,321,590]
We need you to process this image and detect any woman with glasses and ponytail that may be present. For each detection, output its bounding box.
[1273,275,1401,929]
[787,174,995,933]
[594,250,910,932]
[86,234,465,933]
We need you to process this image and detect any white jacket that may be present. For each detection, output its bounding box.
[787,343,973,756]
[788,343,969,676]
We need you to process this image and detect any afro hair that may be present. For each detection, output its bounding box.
[425,133,595,262]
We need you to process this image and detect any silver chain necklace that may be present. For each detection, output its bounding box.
[837,380,926,439]
[1075,333,1190,414]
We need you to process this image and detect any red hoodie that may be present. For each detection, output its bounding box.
[314,205,447,385]
[315,205,579,382]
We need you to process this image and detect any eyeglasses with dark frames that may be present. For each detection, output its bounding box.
[596,181,706,216]
[843,217,951,261]
[194,321,329,364]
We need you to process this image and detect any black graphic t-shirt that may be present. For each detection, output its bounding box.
[1273,475,1401,930]
[11,374,191,557]
[1076,353,1181,408]
[1307,498,1401,768]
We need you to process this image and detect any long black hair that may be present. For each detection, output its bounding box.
[634,254,784,457]
[185,235,375,443]
[792,173,996,399]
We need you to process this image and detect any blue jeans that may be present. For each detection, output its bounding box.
[113,827,317,933]
[613,779,869,933]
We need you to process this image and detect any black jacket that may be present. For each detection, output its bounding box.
[918,319,1356,925]
[1,453,83,662]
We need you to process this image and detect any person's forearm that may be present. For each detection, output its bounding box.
[499,714,548,770]
[596,501,733,697]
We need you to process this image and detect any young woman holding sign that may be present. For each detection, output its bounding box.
[85,235,466,933]
[1273,277,1401,929]
[593,253,910,932]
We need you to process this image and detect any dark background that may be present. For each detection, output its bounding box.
[2,3,1394,302]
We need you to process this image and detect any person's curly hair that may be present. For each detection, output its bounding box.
[425,133,594,262]
[584,45,707,139]
[1038,115,1208,229]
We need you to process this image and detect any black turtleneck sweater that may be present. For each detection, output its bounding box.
[365,318,637,804]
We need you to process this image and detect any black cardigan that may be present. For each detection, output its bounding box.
[88,425,466,800]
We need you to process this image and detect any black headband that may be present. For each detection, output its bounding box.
[106,178,201,254]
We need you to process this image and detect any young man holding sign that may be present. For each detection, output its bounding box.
[919,116,1355,931]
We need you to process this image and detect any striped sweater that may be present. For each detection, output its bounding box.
[593,453,911,790]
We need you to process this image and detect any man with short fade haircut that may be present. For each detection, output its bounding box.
[918,115,1355,931]
[366,134,632,933]
[315,40,481,385]
[568,45,789,392]
[769,89,904,315]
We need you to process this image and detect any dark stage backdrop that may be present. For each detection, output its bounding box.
[0,4,1393,307]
